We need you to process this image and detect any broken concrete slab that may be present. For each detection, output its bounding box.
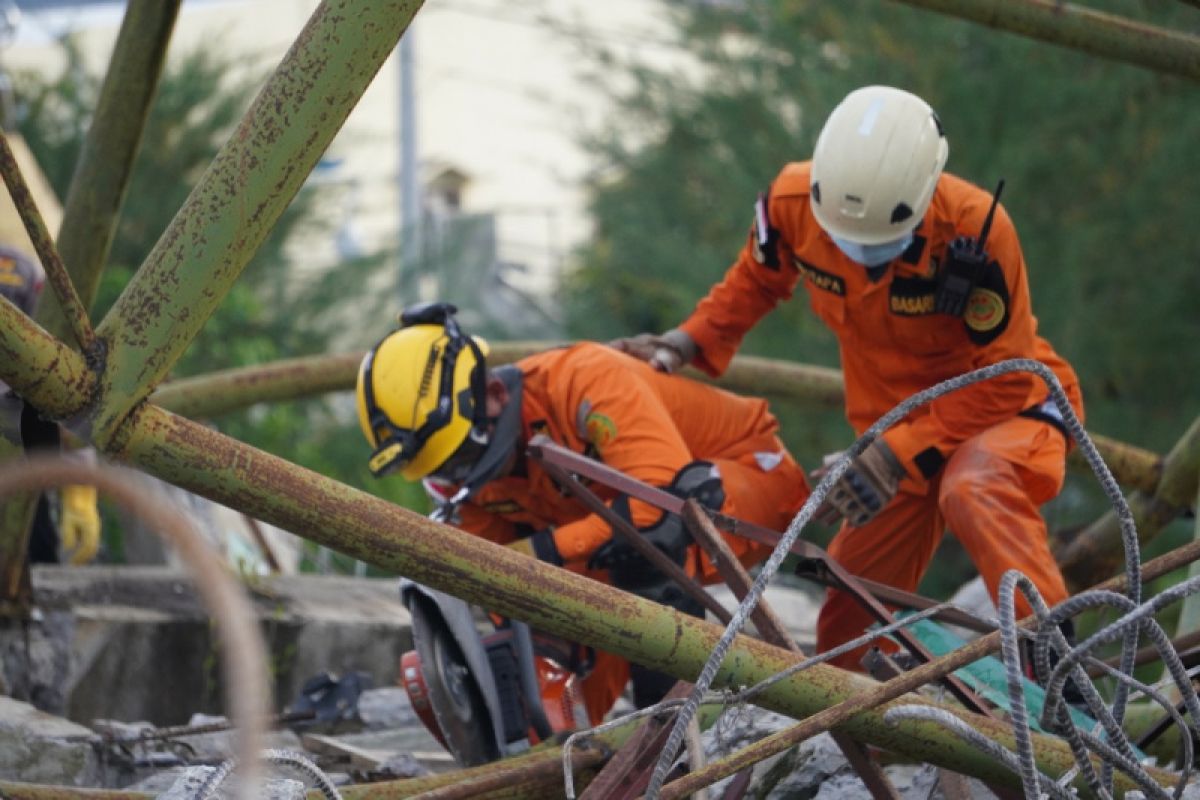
[0,696,102,787]
[2,566,414,726]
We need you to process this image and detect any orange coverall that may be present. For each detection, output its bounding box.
[443,342,810,721]
[678,163,1084,669]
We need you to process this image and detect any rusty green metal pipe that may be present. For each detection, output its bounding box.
[881,0,1200,82]
[0,132,95,354]
[40,0,181,341]
[90,0,424,449]
[1059,414,1200,590]
[150,346,1160,494]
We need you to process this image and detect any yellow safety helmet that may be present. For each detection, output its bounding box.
[356,303,490,481]
[810,85,948,245]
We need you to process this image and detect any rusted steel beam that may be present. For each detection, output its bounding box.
[1059,414,1200,590]
[0,131,95,354]
[148,349,1161,495]
[880,0,1200,82]
[89,0,424,450]
[41,0,181,340]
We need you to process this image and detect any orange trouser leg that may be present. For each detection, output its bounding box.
[816,490,944,670]
[939,416,1069,619]
[580,649,631,726]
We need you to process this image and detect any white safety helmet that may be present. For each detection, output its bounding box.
[810,86,948,245]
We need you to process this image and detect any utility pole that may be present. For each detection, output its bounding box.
[398,22,420,300]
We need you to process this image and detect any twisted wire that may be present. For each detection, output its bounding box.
[195,750,343,800]
[644,358,1081,798]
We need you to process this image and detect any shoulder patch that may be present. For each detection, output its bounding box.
[792,257,845,296]
[575,399,618,450]
[964,288,1005,332]
[585,411,618,450]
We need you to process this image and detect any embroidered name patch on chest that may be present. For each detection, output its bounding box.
[792,257,845,296]
[889,275,938,316]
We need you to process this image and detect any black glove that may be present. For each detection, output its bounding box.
[507,528,562,567]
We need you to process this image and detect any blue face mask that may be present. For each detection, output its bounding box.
[831,232,914,267]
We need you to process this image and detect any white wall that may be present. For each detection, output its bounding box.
[3,0,686,296]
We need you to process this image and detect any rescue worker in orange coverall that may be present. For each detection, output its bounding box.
[355,302,810,724]
[613,85,1084,670]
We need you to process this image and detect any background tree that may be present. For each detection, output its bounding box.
[560,0,1200,592]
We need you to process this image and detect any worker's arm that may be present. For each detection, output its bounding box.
[678,185,803,377]
[547,349,696,563]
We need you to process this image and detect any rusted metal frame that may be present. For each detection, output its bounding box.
[579,682,695,800]
[881,0,1200,83]
[682,501,900,800]
[0,132,96,354]
[528,438,992,632]
[89,0,424,450]
[655,538,1200,799]
[534,456,732,624]
[528,438,996,715]
[42,0,181,341]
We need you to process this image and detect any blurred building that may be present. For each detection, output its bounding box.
[2,0,686,340]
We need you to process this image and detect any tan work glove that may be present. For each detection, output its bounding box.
[608,328,697,374]
[60,484,101,564]
[812,440,904,528]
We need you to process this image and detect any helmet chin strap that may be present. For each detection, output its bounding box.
[431,365,524,521]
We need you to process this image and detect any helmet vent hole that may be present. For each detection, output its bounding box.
[890,203,913,224]
[418,344,439,398]
[811,181,821,203]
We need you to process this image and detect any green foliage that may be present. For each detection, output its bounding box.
[562,0,1200,458]
[15,37,423,562]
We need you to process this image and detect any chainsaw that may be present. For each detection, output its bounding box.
[398,580,592,766]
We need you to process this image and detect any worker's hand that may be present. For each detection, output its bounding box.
[608,328,697,374]
[60,484,101,565]
[812,441,904,528]
[507,528,562,566]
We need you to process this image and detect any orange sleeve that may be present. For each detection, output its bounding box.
[883,204,1038,480]
[679,188,803,377]
[548,350,696,562]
